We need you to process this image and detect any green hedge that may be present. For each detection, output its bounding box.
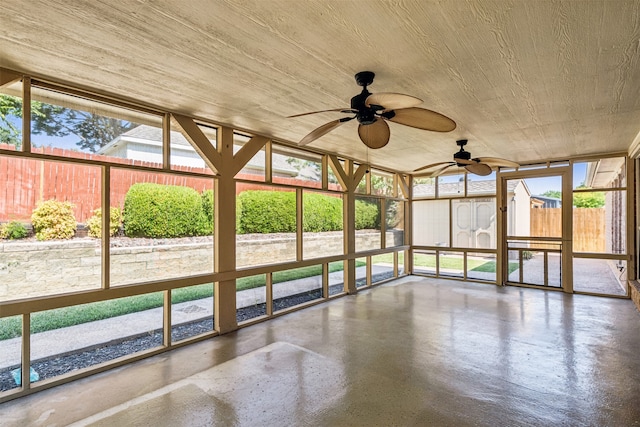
[123,183,210,238]
[355,198,380,230]
[237,190,379,233]
[237,191,296,233]
[121,186,379,238]
[304,192,343,232]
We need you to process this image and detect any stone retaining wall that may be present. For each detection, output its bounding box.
[0,230,404,301]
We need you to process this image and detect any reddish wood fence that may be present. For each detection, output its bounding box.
[0,145,338,223]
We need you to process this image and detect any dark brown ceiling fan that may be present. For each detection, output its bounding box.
[288,71,456,149]
[414,139,519,176]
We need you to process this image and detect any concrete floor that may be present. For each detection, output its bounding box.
[2,276,640,426]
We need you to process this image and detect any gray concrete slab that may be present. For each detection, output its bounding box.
[2,277,640,426]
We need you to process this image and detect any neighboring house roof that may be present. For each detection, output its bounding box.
[99,125,298,176]
[414,179,522,197]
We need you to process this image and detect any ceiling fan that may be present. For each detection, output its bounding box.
[288,71,456,149]
[413,139,519,176]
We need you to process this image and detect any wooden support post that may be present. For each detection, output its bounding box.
[214,126,238,333]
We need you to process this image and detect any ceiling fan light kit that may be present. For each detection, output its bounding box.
[289,71,456,149]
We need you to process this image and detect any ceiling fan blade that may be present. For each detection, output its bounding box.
[413,161,454,172]
[455,158,475,165]
[299,117,353,146]
[425,163,458,177]
[465,162,493,176]
[473,157,519,168]
[387,107,456,132]
[358,119,391,149]
[365,93,422,111]
[288,108,355,118]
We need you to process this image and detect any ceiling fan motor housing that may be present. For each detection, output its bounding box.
[351,90,377,125]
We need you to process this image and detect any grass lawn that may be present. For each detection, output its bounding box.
[0,260,364,340]
[0,257,518,340]
[372,252,518,274]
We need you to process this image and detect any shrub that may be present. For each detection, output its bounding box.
[237,190,296,234]
[86,207,123,238]
[237,190,381,234]
[303,193,343,232]
[355,199,380,230]
[123,183,209,238]
[0,221,28,239]
[31,200,77,240]
[201,189,214,234]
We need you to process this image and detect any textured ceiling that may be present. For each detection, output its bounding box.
[1,0,640,173]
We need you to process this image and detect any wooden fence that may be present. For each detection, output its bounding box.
[0,145,340,223]
[530,208,606,252]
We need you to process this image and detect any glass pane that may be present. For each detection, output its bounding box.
[303,190,343,259]
[413,177,435,198]
[573,258,627,296]
[328,261,345,296]
[355,197,381,252]
[413,251,436,275]
[0,80,23,151]
[507,242,561,287]
[385,200,404,248]
[271,144,322,189]
[412,199,450,247]
[355,165,367,194]
[0,315,22,393]
[356,257,367,288]
[397,175,409,200]
[237,274,267,322]
[509,176,562,238]
[235,133,266,182]
[169,120,215,175]
[197,123,217,149]
[573,158,625,189]
[467,172,496,195]
[451,198,496,249]
[273,265,322,312]
[371,254,394,283]
[398,251,406,276]
[30,86,163,166]
[573,190,625,254]
[236,185,297,268]
[171,284,214,342]
[438,173,465,197]
[371,169,393,196]
[0,157,102,301]
[110,168,214,286]
[466,252,498,282]
[29,293,164,384]
[439,251,464,278]
[327,162,344,192]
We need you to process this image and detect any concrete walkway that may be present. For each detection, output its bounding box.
[508,253,627,295]
[0,265,394,370]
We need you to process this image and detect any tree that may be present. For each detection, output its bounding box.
[541,190,561,199]
[0,95,22,146]
[573,186,605,208]
[0,94,134,152]
[540,188,605,208]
